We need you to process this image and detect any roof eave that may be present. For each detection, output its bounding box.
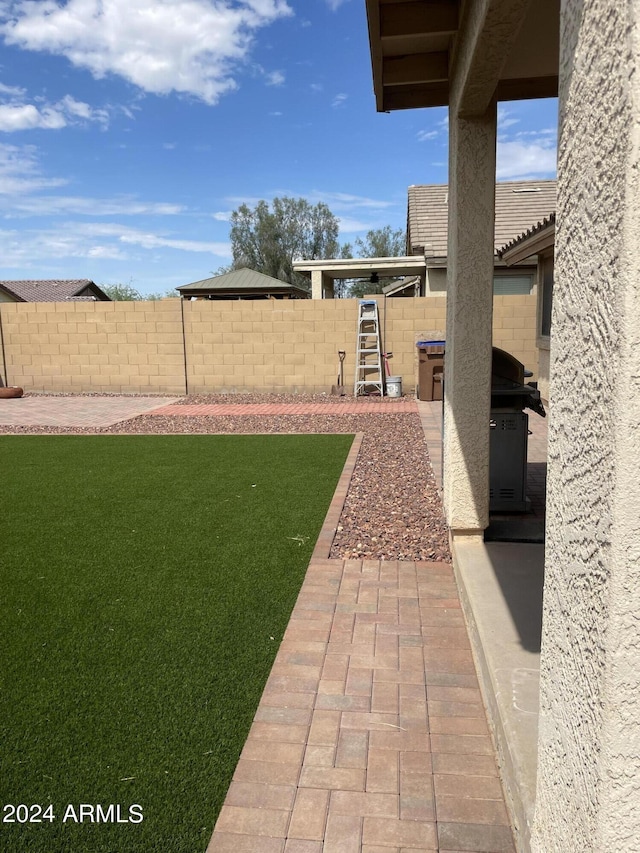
[500,222,556,265]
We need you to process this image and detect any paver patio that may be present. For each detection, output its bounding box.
[0,394,181,428]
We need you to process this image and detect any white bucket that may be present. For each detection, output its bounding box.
[386,376,402,398]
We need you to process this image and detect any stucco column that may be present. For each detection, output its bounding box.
[311,270,323,299]
[532,2,640,850]
[442,102,497,534]
[310,270,335,299]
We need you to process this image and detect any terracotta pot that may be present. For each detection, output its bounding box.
[0,387,24,399]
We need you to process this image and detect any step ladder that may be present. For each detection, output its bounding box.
[354,300,385,396]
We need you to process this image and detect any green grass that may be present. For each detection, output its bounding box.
[0,434,353,852]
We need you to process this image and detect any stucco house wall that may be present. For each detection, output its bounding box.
[532,1,640,850]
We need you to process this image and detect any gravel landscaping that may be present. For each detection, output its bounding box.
[0,394,451,562]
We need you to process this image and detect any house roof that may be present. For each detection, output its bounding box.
[0,279,110,302]
[407,180,557,258]
[499,213,556,264]
[177,267,309,297]
[382,276,421,296]
[365,0,559,113]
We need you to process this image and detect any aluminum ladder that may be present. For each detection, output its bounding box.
[354,300,384,396]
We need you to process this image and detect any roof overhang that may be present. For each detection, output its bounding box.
[500,218,556,265]
[0,284,24,302]
[293,256,426,281]
[178,287,308,298]
[365,0,559,114]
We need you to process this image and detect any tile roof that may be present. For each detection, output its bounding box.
[177,267,309,296]
[0,279,109,302]
[407,179,557,257]
[498,213,556,257]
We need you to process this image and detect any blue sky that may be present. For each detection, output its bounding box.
[0,0,558,296]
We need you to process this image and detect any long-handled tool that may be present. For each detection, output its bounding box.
[331,350,347,395]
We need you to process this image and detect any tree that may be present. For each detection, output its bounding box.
[146,287,180,300]
[101,283,178,301]
[354,226,405,260]
[101,282,142,301]
[348,226,407,298]
[229,196,341,289]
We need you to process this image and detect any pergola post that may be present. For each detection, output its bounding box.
[442,102,497,536]
[310,270,334,299]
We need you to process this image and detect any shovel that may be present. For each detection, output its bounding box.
[331,350,347,396]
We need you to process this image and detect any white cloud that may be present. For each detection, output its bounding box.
[0,142,68,194]
[76,222,230,254]
[309,190,395,211]
[0,226,130,264]
[0,221,231,266]
[497,106,520,131]
[0,142,192,219]
[1,0,293,105]
[0,94,109,132]
[324,0,350,10]
[4,194,185,217]
[332,92,348,108]
[416,110,448,143]
[336,215,379,233]
[0,82,26,97]
[266,70,285,86]
[496,139,557,179]
[212,211,232,221]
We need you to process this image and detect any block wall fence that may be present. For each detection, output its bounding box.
[0,295,538,395]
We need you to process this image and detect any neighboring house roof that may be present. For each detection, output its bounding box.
[0,279,110,302]
[177,267,309,298]
[382,276,421,296]
[499,213,556,265]
[407,179,557,257]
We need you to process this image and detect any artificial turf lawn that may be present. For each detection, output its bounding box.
[0,433,353,853]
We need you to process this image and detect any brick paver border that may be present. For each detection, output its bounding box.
[150,401,418,417]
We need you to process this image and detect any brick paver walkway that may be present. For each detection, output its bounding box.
[151,400,418,417]
[208,556,515,853]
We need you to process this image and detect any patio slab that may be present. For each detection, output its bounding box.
[0,395,181,428]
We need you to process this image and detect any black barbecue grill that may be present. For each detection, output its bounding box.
[490,347,546,512]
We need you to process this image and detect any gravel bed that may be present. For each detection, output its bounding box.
[174,393,412,407]
[0,394,451,562]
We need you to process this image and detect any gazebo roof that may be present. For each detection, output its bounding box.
[177,268,309,297]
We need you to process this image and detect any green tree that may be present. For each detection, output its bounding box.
[354,225,406,259]
[229,196,341,289]
[101,282,142,301]
[348,226,407,297]
[146,287,180,300]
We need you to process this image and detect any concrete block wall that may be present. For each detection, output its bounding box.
[0,294,538,395]
[0,300,186,394]
[492,294,539,375]
[183,298,358,394]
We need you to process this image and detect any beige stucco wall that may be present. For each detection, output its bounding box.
[532,1,640,850]
[0,295,537,394]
